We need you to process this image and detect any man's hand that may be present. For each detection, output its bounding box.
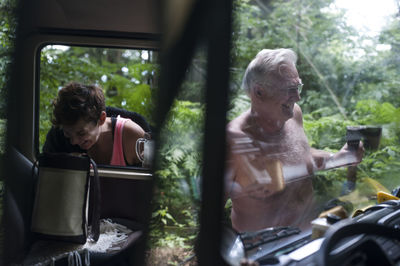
[325,141,365,170]
[339,141,365,164]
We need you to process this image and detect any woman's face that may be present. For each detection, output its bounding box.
[62,118,101,150]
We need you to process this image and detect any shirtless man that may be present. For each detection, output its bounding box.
[225,48,364,232]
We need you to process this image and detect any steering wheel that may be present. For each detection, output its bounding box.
[316,221,400,266]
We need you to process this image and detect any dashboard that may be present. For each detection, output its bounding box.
[225,200,400,266]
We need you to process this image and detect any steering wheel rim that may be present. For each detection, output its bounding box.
[316,221,400,266]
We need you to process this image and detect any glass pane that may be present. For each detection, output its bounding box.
[146,47,206,265]
[224,0,400,261]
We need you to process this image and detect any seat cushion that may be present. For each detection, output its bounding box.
[23,218,143,265]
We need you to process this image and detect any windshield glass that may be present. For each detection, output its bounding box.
[225,0,400,246]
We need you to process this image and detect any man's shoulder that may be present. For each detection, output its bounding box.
[226,123,247,140]
[227,114,249,139]
[293,103,303,124]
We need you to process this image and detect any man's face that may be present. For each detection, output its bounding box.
[257,64,302,122]
[62,118,101,150]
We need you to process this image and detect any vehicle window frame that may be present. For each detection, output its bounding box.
[34,36,159,171]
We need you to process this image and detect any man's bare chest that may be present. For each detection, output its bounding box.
[257,134,309,163]
[247,121,311,165]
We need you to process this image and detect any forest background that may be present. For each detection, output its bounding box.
[1,0,400,264]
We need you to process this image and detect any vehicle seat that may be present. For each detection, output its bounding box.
[4,148,149,266]
[22,218,144,265]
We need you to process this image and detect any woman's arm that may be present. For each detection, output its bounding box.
[122,120,145,165]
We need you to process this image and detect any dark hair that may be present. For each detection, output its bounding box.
[52,82,106,126]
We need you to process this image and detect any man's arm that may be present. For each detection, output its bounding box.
[325,142,364,170]
[224,126,238,204]
[311,142,365,171]
[310,148,332,170]
[295,104,364,171]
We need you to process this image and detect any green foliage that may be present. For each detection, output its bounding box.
[227,93,251,121]
[359,146,400,186]
[303,97,400,211]
[0,119,5,155]
[353,100,400,124]
[178,48,207,103]
[303,112,349,149]
[149,206,198,249]
[0,0,17,118]
[149,100,204,248]
[353,100,400,147]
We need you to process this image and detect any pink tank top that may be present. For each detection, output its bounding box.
[110,116,129,166]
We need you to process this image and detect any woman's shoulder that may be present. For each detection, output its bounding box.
[122,117,144,131]
[120,118,145,141]
[106,106,151,132]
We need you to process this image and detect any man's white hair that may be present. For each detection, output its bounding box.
[242,48,298,95]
